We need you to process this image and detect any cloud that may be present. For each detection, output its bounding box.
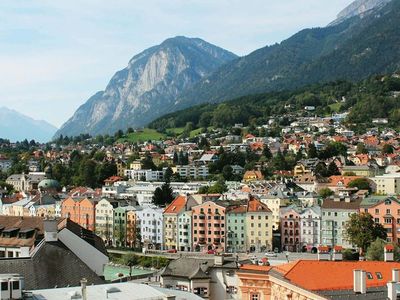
[0,0,354,127]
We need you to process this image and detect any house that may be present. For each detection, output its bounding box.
[0,216,107,290]
[299,206,321,253]
[94,199,118,246]
[237,259,400,300]
[6,172,46,192]
[136,206,163,250]
[280,206,301,252]
[61,197,98,231]
[163,195,188,250]
[321,195,362,248]
[176,165,209,179]
[192,201,227,252]
[360,196,400,244]
[293,158,325,177]
[243,170,264,183]
[369,173,400,195]
[160,256,242,299]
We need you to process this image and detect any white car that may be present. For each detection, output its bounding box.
[265,251,277,257]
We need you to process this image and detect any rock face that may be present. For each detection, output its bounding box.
[0,107,57,142]
[330,0,392,25]
[55,36,237,137]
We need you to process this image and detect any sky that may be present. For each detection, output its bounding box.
[0,0,354,128]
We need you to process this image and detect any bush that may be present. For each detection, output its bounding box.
[342,249,359,261]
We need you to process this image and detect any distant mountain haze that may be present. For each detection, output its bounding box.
[54,36,237,137]
[0,107,57,142]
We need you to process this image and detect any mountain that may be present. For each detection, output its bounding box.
[172,0,400,111]
[0,107,57,142]
[330,0,392,25]
[55,36,237,137]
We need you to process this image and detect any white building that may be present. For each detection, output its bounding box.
[299,206,321,251]
[95,199,116,245]
[124,169,164,181]
[369,173,400,195]
[136,206,164,249]
[177,210,192,251]
[176,165,209,179]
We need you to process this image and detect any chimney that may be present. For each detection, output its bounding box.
[317,246,330,261]
[43,220,58,242]
[332,246,343,261]
[387,281,397,300]
[353,270,366,294]
[81,278,87,300]
[385,245,395,262]
[393,269,400,282]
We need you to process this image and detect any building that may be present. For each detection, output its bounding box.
[137,206,163,250]
[243,170,264,183]
[280,206,301,252]
[361,196,400,244]
[164,195,188,250]
[0,217,108,290]
[29,281,203,300]
[192,201,227,252]
[61,197,98,231]
[245,197,273,252]
[293,158,325,177]
[226,205,247,253]
[6,172,46,192]
[321,195,362,248]
[126,207,140,248]
[160,256,241,300]
[299,206,321,252]
[95,199,117,246]
[176,165,209,179]
[370,173,400,195]
[177,210,192,251]
[124,169,164,181]
[237,259,400,300]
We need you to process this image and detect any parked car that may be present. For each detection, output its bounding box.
[167,249,177,253]
[265,251,277,257]
[207,249,215,254]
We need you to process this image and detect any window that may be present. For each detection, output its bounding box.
[366,272,373,280]
[1,282,8,291]
[12,281,19,290]
[375,209,379,214]
[251,293,259,300]
[376,272,383,279]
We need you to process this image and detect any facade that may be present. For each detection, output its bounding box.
[177,210,192,251]
[6,172,46,192]
[176,165,209,179]
[137,206,164,250]
[280,206,301,252]
[192,201,226,252]
[95,199,116,245]
[124,169,164,181]
[321,196,362,249]
[246,197,273,252]
[299,206,321,252]
[61,197,97,231]
[361,196,400,244]
[114,206,128,247]
[126,208,139,248]
[369,173,400,195]
[163,195,187,250]
[226,205,247,253]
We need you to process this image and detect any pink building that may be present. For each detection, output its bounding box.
[192,201,226,252]
[280,206,301,252]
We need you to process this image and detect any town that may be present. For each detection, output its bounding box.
[1,102,400,299]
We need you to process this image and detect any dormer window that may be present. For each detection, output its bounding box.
[366,272,373,280]
[2,228,19,238]
[376,272,383,279]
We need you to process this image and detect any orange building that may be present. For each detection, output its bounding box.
[192,201,226,252]
[361,196,400,244]
[237,259,400,300]
[61,197,98,231]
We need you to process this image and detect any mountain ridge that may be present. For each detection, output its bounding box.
[54,36,237,138]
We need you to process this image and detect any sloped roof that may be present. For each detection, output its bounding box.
[0,241,104,290]
[247,197,271,213]
[164,195,187,214]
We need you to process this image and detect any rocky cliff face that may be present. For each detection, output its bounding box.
[55,36,237,137]
[330,0,392,25]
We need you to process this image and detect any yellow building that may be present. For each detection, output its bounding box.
[245,197,273,252]
[243,171,264,183]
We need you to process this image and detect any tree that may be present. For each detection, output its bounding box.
[319,188,334,198]
[327,161,340,176]
[141,152,157,170]
[262,145,273,160]
[344,213,387,254]
[356,143,368,154]
[314,163,328,177]
[222,165,233,181]
[307,143,318,158]
[164,167,173,183]
[152,182,174,206]
[348,178,371,191]
[382,144,394,154]
[366,238,400,261]
[272,150,288,170]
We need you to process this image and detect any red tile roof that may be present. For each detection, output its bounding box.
[280,260,400,291]
[247,197,271,213]
[164,195,187,214]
